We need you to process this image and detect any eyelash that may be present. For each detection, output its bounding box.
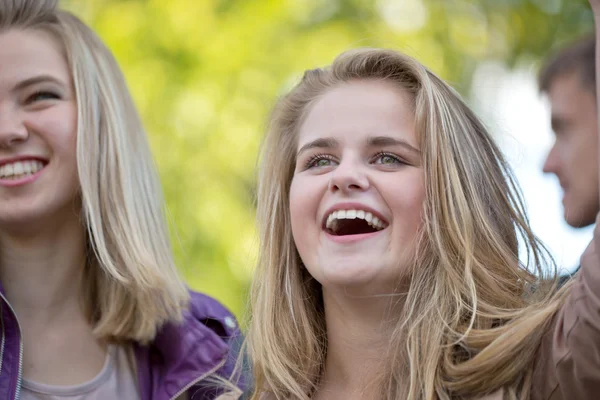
[26,90,60,104]
[372,151,404,165]
[304,153,336,169]
[303,151,405,169]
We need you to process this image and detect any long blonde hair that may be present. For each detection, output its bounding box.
[248,48,567,399]
[0,0,189,343]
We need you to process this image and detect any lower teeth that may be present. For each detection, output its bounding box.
[2,172,34,179]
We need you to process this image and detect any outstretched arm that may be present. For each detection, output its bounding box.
[531,7,600,400]
[591,0,600,189]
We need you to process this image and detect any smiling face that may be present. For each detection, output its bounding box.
[289,80,425,294]
[542,71,599,227]
[0,29,79,231]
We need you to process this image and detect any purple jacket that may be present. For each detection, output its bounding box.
[0,289,244,400]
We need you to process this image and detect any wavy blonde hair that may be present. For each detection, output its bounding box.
[248,48,567,399]
[0,0,189,343]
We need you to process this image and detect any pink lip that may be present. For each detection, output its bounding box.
[321,202,389,228]
[0,157,48,188]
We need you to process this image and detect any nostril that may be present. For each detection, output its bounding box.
[0,129,29,147]
[327,167,370,192]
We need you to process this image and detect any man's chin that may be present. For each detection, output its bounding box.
[564,203,597,228]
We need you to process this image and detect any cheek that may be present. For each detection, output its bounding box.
[569,139,595,179]
[48,127,77,158]
[289,175,322,262]
[36,105,78,154]
[62,105,78,152]
[580,134,599,163]
[388,178,425,238]
[289,178,311,241]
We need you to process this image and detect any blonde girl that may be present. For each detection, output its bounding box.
[247,44,600,400]
[0,1,242,399]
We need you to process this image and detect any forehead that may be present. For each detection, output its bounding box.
[0,29,69,85]
[297,80,418,147]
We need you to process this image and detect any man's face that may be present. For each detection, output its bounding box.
[543,71,599,227]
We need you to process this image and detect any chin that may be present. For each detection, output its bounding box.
[0,205,41,224]
[318,263,390,290]
[563,204,596,228]
[322,273,376,287]
[566,214,596,228]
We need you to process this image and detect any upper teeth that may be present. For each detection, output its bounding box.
[0,160,44,179]
[325,209,387,230]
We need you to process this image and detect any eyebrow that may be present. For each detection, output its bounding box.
[296,138,339,156]
[296,135,421,156]
[13,75,67,92]
[366,136,420,154]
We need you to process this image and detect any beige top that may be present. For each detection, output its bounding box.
[20,344,140,400]
[480,223,600,400]
[528,223,600,400]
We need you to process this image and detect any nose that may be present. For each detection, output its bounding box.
[542,145,559,175]
[328,157,370,193]
[0,104,28,148]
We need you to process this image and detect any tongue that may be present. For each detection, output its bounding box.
[334,219,378,236]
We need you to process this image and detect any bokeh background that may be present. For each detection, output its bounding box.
[64,0,596,321]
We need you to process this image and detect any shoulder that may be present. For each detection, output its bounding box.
[185,289,241,340]
[184,290,249,393]
[135,290,247,398]
[144,290,241,357]
[557,265,579,288]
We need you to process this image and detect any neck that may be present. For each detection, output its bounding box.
[0,215,87,322]
[317,288,403,399]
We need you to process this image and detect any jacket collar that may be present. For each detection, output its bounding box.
[135,290,242,400]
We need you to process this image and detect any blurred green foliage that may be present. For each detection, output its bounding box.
[63,0,594,321]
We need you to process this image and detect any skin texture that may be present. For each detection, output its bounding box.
[543,72,599,227]
[290,80,425,296]
[0,29,105,386]
[290,80,425,399]
[0,29,79,233]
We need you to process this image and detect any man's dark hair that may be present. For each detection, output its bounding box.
[539,34,596,96]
